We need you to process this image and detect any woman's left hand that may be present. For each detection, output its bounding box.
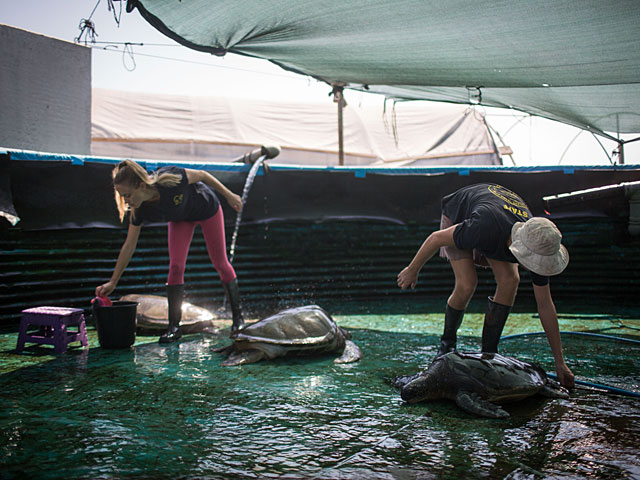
[227,193,243,212]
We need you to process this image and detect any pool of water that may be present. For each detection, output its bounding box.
[1,310,639,479]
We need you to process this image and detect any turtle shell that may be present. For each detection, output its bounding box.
[119,294,218,333]
[441,352,548,402]
[234,305,344,351]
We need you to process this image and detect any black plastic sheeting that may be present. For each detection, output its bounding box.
[2,153,640,327]
[2,216,640,328]
[0,156,19,226]
[2,152,640,230]
[4,157,121,230]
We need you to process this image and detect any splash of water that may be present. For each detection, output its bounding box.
[229,154,267,264]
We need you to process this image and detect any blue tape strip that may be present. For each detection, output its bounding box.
[4,148,640,175]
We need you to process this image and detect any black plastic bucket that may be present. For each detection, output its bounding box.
[93,301,138,349]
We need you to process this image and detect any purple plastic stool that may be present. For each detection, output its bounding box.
[16,306,89,354]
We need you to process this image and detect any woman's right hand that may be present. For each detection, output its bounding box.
[397,266,419,290]
[95,281,116,298]
[226,192,243,212]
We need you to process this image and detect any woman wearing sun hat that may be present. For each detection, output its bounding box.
[397,183,574,389]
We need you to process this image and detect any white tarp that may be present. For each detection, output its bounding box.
[91,88,500,166]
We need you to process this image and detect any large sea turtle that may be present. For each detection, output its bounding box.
[119,294,221,334]
[214,305,362,366]
[394,351,569,418]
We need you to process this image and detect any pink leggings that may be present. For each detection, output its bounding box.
[167,208,236,285]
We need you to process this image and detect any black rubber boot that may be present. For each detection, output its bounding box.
[436,304,465,357]
[481,296,511,353]
[223,278,244,337]
[159,284,184,344]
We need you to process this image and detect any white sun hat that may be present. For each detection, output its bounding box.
[509,217,569,276]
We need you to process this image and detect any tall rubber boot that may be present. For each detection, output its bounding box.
[223,278,244,337]
[159,284,184,344]
[481,296,511,353]
[436,304,465,357]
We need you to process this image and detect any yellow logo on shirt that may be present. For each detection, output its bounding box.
[488,185,529,219]
[488,184,527,209]
[173,194,183,206]
[503,204,529,218]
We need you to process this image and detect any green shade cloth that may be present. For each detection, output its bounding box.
[127,0,640,140]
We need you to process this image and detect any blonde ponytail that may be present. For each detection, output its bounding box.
[112,160,182,222]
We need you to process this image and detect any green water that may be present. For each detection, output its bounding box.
[1,311,639,479]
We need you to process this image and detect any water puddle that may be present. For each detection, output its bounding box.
[1,322,638,479]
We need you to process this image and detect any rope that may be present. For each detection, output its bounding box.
[75,0,101,45]
[107,0,123,27]
[122,42,136,71]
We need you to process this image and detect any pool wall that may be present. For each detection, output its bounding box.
[4,149,640,230]
[1,150,639,326]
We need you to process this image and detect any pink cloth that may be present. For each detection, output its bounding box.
[167,207,236,285]
[92,296,113,307]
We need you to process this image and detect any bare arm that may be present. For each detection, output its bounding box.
[95,223,141,297]
[397,225,457,290]
[185,168,243,212]
[533,283,575,389]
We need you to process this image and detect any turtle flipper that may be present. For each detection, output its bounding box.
[222,349,265,366]
[455,391,509,419]
[213,344,234,354]
[334,340,362,364]
[539,380,570,399]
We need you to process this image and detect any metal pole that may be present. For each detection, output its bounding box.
[332,85,346,166]
[619,140,625,165]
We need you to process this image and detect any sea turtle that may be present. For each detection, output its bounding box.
[214,305,362,366]
[119,294,221,334]
[394,351,569,418]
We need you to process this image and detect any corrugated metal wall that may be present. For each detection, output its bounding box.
[1,217,639,327]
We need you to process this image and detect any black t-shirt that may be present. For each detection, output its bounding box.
[131,166,220,226]
[441,183,549,286]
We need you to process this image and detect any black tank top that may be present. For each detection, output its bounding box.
[131,166,220,226]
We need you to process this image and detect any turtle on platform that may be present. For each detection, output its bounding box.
[394,351,569,418]
[120,294,222,335]
[214,305,362,366]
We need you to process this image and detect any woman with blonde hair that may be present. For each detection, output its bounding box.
[96,159,244,343]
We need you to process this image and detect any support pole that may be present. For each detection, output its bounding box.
[618,140,625,165]
[332,85,346,166]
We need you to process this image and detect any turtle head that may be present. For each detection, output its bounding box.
[400,374,440,403]
[400,360,444,403]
